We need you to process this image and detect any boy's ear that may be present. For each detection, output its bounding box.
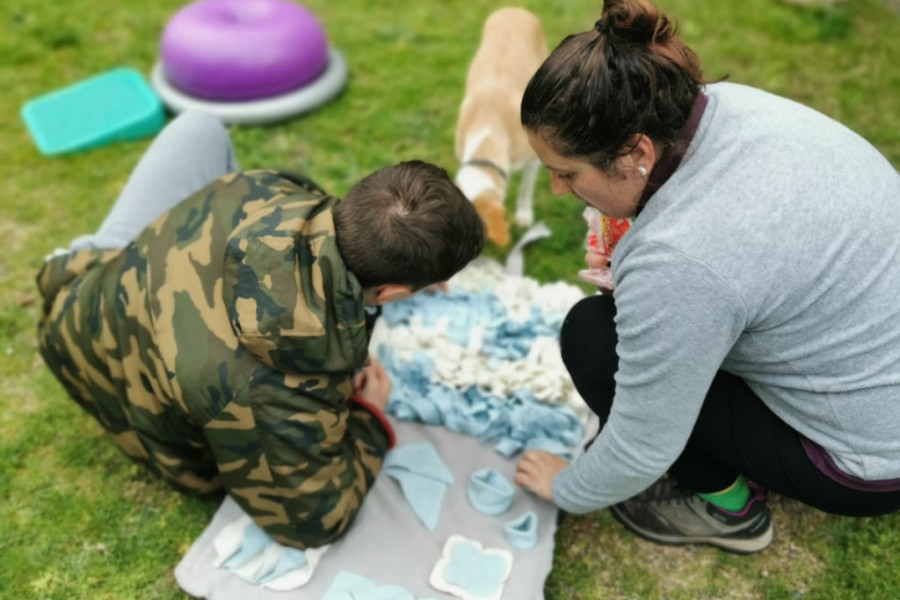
[373,283,414,305]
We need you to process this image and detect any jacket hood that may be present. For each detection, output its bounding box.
[222,193,368,374]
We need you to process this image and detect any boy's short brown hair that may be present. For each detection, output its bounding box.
[334,160,485,288]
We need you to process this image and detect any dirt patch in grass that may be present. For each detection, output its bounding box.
[0,218,37,254]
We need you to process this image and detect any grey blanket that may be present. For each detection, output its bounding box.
[175,416,595,599]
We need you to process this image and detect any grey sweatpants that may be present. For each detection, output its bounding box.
[70,111,239,250]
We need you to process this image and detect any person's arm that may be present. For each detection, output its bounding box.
[204,365,394,549]
[552,244,748,513]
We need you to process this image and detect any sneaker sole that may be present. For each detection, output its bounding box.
[609,505,774,555]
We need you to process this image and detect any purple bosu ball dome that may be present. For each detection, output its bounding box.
[161,0,328,101]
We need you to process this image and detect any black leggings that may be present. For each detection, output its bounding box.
[560,295,900,517]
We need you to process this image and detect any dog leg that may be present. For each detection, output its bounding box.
[473,194,510,247]
[514,159,539,228]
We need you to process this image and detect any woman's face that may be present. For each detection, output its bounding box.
[527,132,646,219]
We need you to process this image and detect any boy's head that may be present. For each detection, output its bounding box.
[333,160,485,304]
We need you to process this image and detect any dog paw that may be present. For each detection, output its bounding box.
[514,211,533,228]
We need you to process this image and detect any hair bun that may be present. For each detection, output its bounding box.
[597,0,673,46]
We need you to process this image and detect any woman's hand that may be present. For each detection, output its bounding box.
[353,359,392,412]
[514,450,569,502]
[581,250,615,295]
[584,250,609,270]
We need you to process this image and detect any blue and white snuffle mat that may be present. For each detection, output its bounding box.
[372,259,589,458]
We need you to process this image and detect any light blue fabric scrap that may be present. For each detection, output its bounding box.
[383,442,454,531]
[222,521,271,569]
[389,473,447,531]
[384,442,454,484]
[467,468,514,515]
[479,411,510,443]
[321,571,375,598]
[524,435,575,460]
[504,511,538,550]
[378,347,432,392]
[426,385,462,416]
[494,437,523,458]
[322,571,424,600]
[257,547,308,583]
[442,540,510,598]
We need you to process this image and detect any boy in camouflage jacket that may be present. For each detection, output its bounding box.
[36,112,484,549]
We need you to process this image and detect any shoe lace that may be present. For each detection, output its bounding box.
[640,478,696,505]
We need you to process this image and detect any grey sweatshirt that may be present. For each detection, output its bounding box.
[553,82,900,514]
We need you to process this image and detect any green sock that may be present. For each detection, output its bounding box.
[698,476,750,512]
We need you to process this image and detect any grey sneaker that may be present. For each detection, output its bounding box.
[610,478,774,554]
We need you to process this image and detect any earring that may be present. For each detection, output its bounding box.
[637,166,648,177]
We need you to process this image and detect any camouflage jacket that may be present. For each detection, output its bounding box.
[37,170,394,549]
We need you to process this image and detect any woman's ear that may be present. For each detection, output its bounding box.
[625,134,658,175]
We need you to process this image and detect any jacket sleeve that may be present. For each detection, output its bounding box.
[551,244,747,513]
[203,369,394,549]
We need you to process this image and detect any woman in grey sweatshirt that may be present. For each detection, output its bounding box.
[515,0,900,554]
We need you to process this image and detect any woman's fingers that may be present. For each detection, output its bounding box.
[514,450,568,502]
[584,250,609,269]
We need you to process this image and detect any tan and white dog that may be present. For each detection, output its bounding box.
[454,7,548,247]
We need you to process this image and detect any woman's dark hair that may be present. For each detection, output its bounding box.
[521,0,706,171]
[334,160,485,289]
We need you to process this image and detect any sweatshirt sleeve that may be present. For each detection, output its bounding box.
[204,370,393,549]
[552,244,748,513]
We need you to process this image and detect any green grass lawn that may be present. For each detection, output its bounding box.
[2,0,899,598]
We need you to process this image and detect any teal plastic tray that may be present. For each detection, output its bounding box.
[21,67,165,156]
